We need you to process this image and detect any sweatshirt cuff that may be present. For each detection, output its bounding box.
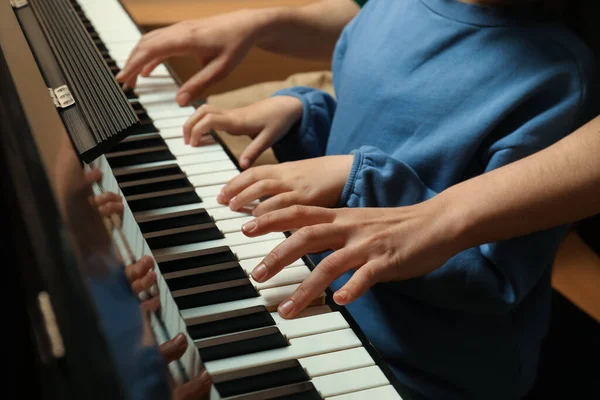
[272,87,315,141]
[338,148,365,207]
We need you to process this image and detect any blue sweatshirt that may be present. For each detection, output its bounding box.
[271,0,597,398]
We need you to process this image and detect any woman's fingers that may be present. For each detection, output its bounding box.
[228,179,290,211]
[177,56,230,106]
[277,248,360,318]
[333,259,382,305]
[250,223,344,283]
[242,205,335,236]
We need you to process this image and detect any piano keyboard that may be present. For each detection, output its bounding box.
[77,0,404,398]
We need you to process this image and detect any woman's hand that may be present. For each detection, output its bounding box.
[218,155,354,215]
[241,203,463,318]
[183,96,303,169]
[116,10,267,105]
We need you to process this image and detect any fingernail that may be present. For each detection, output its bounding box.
[177,92,190,106]
[251,263,267,281]
[334,290,348,304]
[174,333,186,347]
[278,299,294,317]
[242,220,256,233]
[229,196,238,210]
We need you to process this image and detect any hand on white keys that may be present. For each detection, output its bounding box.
[182,97,303,169]
[115,10,266,105]
[217,155,354,216]
[241,205,455,318]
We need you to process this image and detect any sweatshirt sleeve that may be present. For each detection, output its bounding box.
[269,86,337,162]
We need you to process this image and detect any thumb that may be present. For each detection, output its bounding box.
[177,57,229,106]
[239,129,278,169]
[333,261,381,305]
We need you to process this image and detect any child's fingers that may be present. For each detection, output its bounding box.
[159,333,188,363]
[238,128,280,170]
[228,179,290,211]
[251,192,303,216]
[217,165,275,204]
[183,104,223,144]
[131,270,157,295]
[189,112,242,146]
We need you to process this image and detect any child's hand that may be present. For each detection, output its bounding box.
[183,96,303,169]
[217,155,354,216]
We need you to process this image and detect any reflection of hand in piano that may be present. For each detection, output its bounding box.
[242,205,456,318]
[218,155,354,216]
[183,97,304,169]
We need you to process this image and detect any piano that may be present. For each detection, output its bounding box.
[4,0,412,399]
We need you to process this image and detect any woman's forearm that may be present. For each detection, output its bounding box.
[252,0,360,60]
[440,115,600,251]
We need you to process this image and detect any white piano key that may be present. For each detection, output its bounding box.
[136,90,179,105]
[135,85,180,98]
[215,216,254,233]
[203,328,362,375]
[327,385,404,400]
[153,117,187,130]
[157,127,185,140]
[165,138,224,156]
[239,257,306,274]
[251,266,310,290]
[153,232,283,263]
[146,105,195,120]
[181,160,237,176]
[176,151,231,166]
[135,76,178,90]
[299,347,375,378]
[188,170,238,187]
[195,184,225,198]
[210,206,254,222]
[275,311,348,340]
[312,366,389,398]
[234,238,287,260]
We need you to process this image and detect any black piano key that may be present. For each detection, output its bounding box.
[186,306,275,340]
[116,166,182,184]
[166,266,246,291]
[219,382,321,400]
[108,137,166,154]
[107,150,176,168]
[139,209,213,233]
[127,190,201,212]
[145,222,224,249]
[121,178,191,196]
[174,279,258,309]
[214,360,310,398]
[196,326,288,362]
[157,247,237,275]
